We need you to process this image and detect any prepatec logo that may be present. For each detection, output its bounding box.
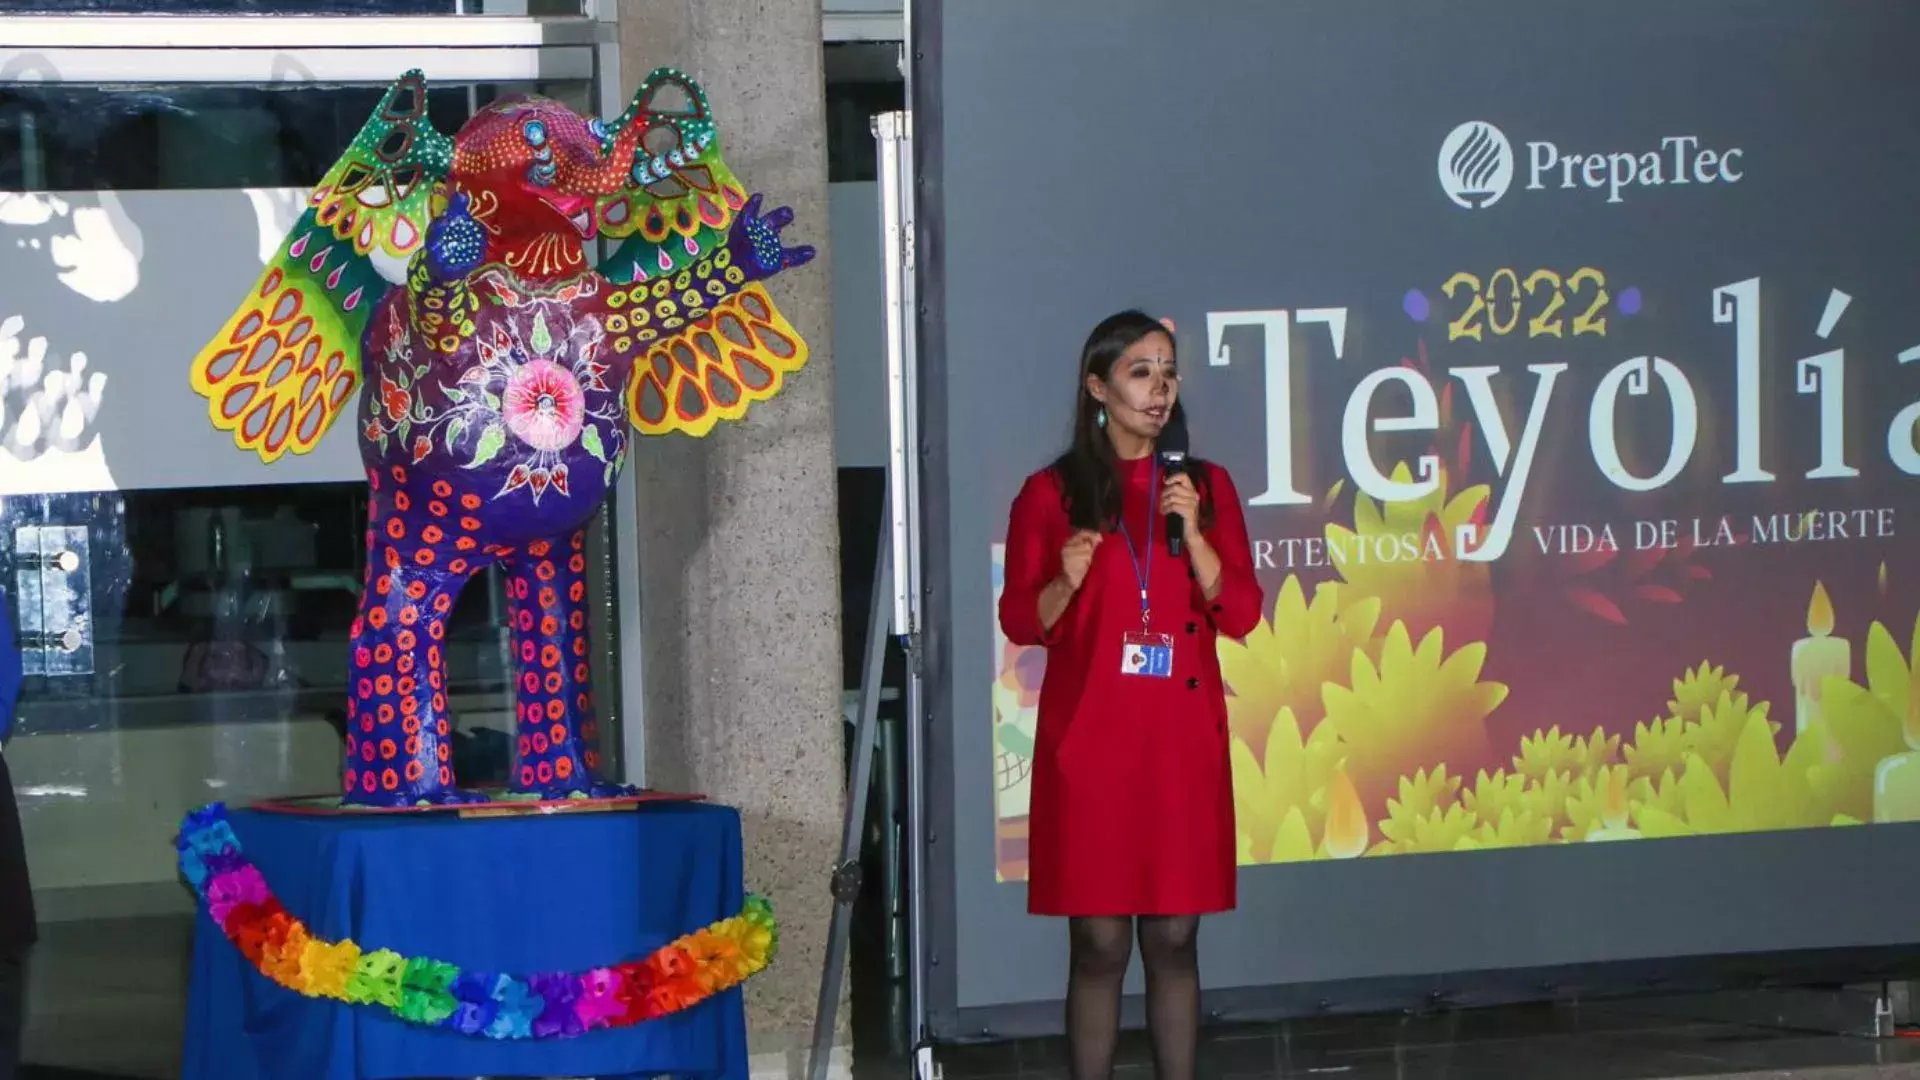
[1438,119,1746,210]
[1438,121,1513,210]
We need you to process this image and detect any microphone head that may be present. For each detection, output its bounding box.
[1157,405,1189,459]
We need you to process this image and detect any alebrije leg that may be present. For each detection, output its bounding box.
[503,528,630,799]
[342,468,492,807]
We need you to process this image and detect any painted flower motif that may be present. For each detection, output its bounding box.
[503,358,585,451]
[381,375,412,423]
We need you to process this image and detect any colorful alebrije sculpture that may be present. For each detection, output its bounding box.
[188,70,814,808]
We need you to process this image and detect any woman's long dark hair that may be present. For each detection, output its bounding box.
[1051,309,1213,532]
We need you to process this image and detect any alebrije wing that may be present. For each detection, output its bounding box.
[623,283,810,439]
[595,68,752,285]
[189,70,453,462]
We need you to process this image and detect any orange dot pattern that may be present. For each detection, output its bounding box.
[344,461,608,805]
[508,527,602,793]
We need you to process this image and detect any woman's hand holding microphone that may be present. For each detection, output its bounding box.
[1158,473,1203,550]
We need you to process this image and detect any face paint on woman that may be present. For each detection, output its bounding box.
[1091,331,1178,449]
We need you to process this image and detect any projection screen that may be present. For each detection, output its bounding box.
[912,0,1920,1036]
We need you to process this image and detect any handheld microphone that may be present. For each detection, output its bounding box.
[1158,407,1191,557]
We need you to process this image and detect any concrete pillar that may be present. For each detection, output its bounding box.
[615,1,846,1075]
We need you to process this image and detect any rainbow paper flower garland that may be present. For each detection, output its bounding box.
[176,803,777,1040]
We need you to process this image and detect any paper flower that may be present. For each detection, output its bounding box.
[347,949,408,1008]
[206,866,270,925]
[574,967,627,1030]
[399,958,460,1025]
[172,802,777,1041]
[528,973,585,1039]
[299,938,364,1000]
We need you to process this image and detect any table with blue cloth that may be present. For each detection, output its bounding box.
[183,802,749,1080]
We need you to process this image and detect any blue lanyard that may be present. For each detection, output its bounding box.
[1116,455,1158,631]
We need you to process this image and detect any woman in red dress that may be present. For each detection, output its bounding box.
[998,310,1262,1080]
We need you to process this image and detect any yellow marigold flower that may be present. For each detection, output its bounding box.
[1624,716,1689,780]
[1272,806,1320,863]
[1373,803,1478,856]
[1512,726,1580,782]
[1391,765,1461,818]
[1230,708,1344,864]
[1666,662,1741,726]
[1683,690,1774,783]
[1628,768,1685,824]
[1377,767,1462,850]
[1574,726,1621,776]
[1218,576,1380,756]
[1636,709,1834,837]
[1562,765,1633,841]
[1321,621,1505,815]
[1518,769,1576,831]
[1461,769,1527,825]
[1325,461,1494,648]
[1462,806,1554,850]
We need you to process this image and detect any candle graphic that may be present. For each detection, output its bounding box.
[1322,769,1370,859]
[1790,581,1849,736]
[1872,669,1920,823]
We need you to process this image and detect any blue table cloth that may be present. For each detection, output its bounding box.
[183,803,749,1080]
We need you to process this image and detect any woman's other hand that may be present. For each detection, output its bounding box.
[1059,530,1102,590]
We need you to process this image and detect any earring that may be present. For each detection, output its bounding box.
[1096,407,1107,429]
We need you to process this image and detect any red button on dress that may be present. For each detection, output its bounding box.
[998,455,1264,917]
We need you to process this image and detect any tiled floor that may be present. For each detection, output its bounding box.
[23,915,191,1079]
[23,908,1920,1080]
[865,1003,1920,1080]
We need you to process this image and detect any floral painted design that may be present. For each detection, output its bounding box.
[365,287,628,507]
[503,358,586,452]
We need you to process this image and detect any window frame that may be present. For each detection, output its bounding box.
[1,14,604,82]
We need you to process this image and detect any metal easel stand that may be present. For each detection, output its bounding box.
[807,505,897,1080]
[809,101,933,1080]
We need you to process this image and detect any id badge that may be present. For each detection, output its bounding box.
[1120,631,1175,678]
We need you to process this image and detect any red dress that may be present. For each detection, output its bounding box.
[998,455,1263,917]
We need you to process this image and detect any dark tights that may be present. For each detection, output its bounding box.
[1065,915,1200,1080]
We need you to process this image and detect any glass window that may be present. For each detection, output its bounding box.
[824,42,904,183]
[1,75,623,1077]
[0,80,593,192]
